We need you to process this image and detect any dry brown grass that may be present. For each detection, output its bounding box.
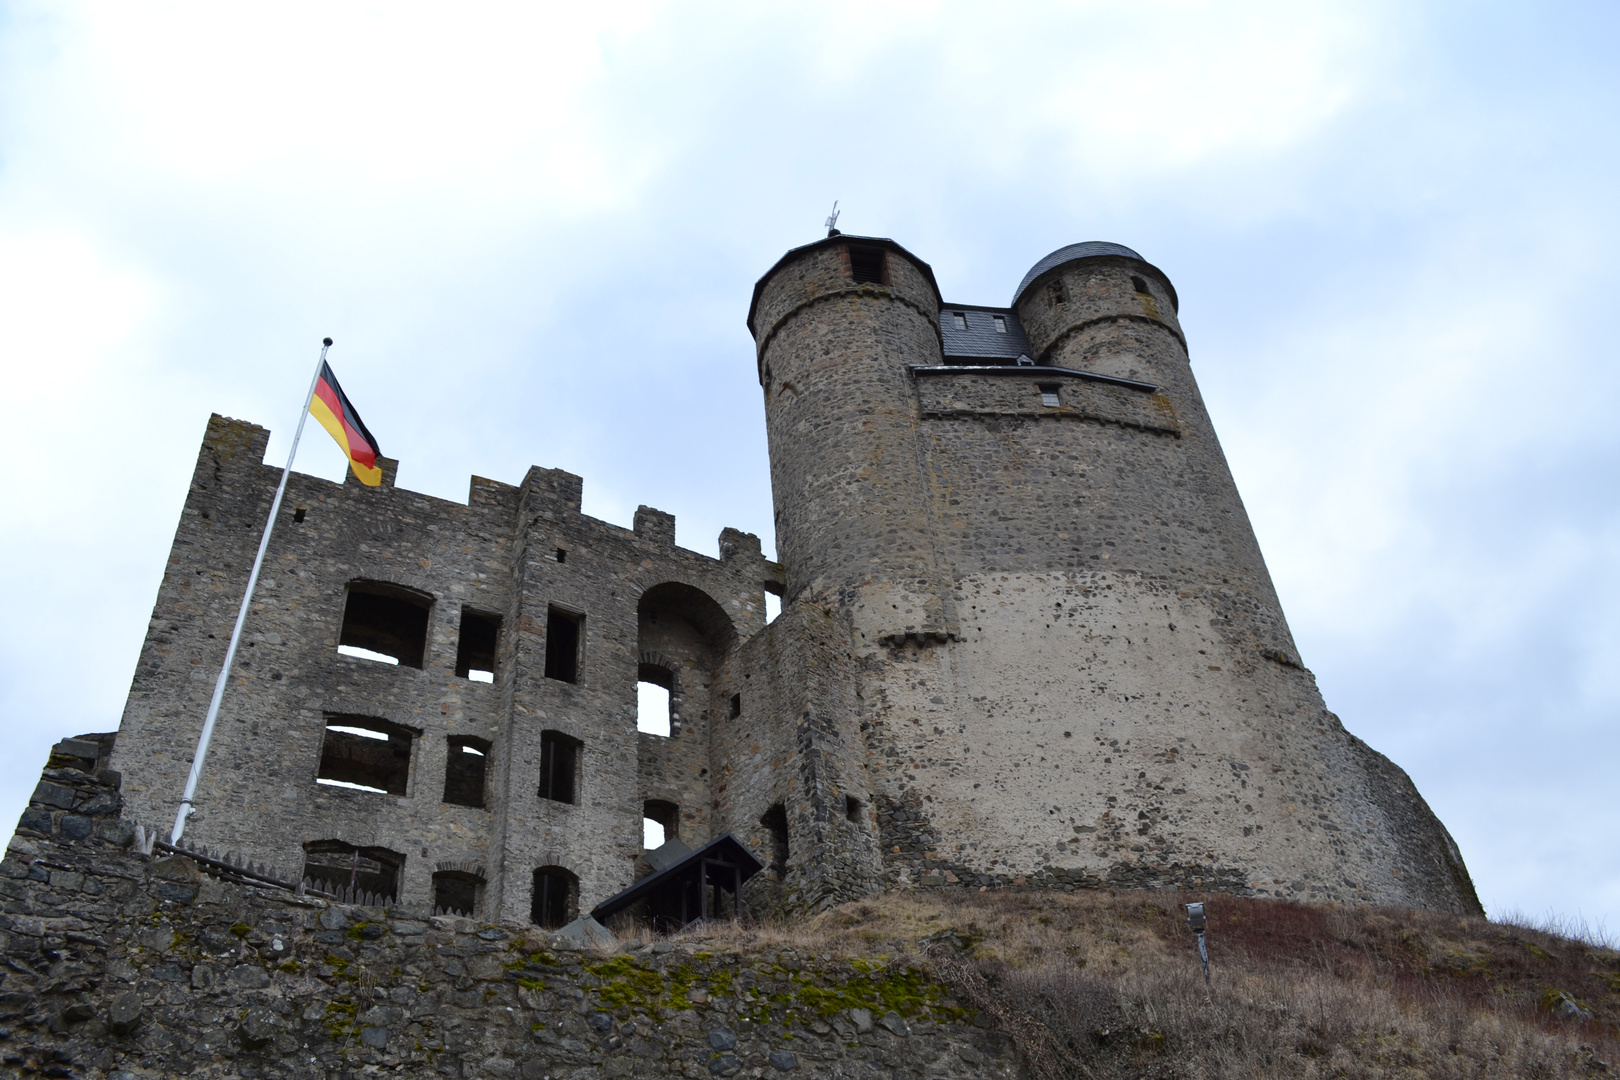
[655,889,1620,1079]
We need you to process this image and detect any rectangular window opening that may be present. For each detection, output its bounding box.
[846,794,864,823]
[454,608,501,682]
[992,315,1007,333]
[1038,383,1061,408]
[531,867,578,930]
[339,581,432,668]
[543,608,582,683]
[637,680,671,737]
[644,799,679,849]
[443,737,489,808]
[292,506,307,524]
[316,716,413,795]
[539,730,581,805]
[849,246,885,284]
[952,312,968,331]
[729,693,742,720]
[556,548,567,563]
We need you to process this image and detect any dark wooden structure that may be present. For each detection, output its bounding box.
[591,833,764,932]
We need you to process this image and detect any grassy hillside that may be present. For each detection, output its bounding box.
[671,888,1619,1078]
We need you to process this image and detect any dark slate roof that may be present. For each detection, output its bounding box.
[589,833,765,923]
[1012,241,1145,305]
[940,304,1033,362]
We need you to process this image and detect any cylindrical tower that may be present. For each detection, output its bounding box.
[748,234,955,638]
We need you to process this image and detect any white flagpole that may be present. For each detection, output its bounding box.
[171,337,334,844]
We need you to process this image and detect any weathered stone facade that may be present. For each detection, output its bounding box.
[0,765,1016,1078]
[86,233,1477,929]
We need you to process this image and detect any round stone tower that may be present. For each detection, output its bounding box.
[746,234,1481,915]
[748,234,956,638]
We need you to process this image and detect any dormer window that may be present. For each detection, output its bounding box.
[952,312,968,330]
[992,315,1007,333]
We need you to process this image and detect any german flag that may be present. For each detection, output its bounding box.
[310,362,383,486]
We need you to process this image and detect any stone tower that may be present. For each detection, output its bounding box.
[72,229,1478,928]
[748,234,1479,913]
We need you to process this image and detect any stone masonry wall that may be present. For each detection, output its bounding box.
[0,757,1022,1080]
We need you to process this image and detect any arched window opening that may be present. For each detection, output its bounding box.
[443,736,489,808]
[301,841,403,904]
[644,799,679,850]
[760,803,789,876]
[531,866,578,930]
[338,581,432,668]
[432,870,483,917]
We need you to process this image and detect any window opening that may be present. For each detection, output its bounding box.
[443,737,489,808]
[644,799,679,849]
[432,871,481,917]
[338,581,432,668]
[992,315,1007,333]
[1131,275,1151,295]
[316,716,412,795]
[543,608,581,683]
[292,507,307,524]
[952,312,968,331]
[531,866,578,930]
[764,592,781,624]
[555,547,567,564]
[301,841,403,904]
[729,693,742,720]
[1038,383,1061,408]
[454,608,500,683]
[637,681,671,737]
[760,803,789,875]
[1050,281,1067,308]
[849,246,885,284]
[846,795,864,823]
[539,730,581,804]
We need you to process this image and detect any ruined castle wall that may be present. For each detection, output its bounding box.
[110,415,778,927]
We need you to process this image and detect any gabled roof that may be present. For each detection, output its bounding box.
[939,304,1033,363]
[589,833,766,923]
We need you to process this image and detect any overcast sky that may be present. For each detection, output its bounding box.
[1,1,1615,929]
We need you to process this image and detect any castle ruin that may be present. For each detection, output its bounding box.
[99,234,1482,927]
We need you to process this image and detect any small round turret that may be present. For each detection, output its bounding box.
[1012,242,1183,384]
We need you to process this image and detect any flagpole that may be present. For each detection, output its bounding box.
[171,337,334,844]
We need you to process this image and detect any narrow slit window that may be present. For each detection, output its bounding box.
[543,608,582,683]
[760,803,789,874]
[729,693,742,720]
[338,581,432,668]
[432,871,481,917]
[1131,275,1151,295]
[454,608,500,682]
[531,866,578,930]
[316,716,412,795]
[992,315,1007,333]
[443,737,489,808]
[556,548,567,564]
[952,312,968,331]
[539,730,581,805]
[849,246,885,284]
[1050,281,1067,308]
[1038,383,1061,408]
